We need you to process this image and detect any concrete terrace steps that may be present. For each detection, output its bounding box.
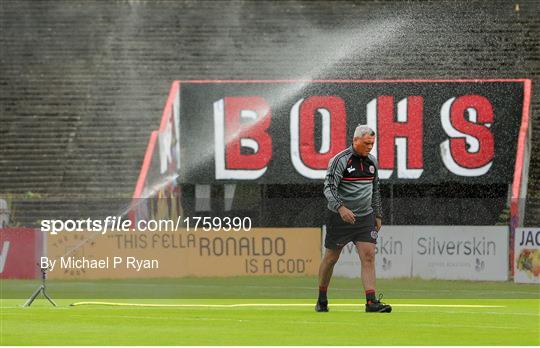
[2,136,151,143]
[526,113,540,226]
[0,178,139,187]
[1,0,538,226]
[0,156,144,164]
[1,154,147,162]
[0,144,150,152]
[0,169,141,178]
[1,185,137,195]
[1,124,154,132]
[10,199,131,226]
[525,199,540,226]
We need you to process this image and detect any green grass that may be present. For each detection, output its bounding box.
[1,277,539,345]
[3,276,540,299]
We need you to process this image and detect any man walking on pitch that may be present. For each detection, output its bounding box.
[316,125,391,313]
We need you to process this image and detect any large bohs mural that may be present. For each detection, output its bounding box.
[176,80,528,185]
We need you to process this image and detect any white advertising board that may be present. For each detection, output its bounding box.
[514,227,540,284]
[412,226,508,281]
[323,225,508,281]
[323,226,414,279]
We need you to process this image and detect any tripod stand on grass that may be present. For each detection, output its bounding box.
[23,264,57,307]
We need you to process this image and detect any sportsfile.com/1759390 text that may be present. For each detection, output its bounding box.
[40,216,252,235]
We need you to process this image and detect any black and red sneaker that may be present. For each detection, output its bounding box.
[315,300,329,312]
[365,294,392,313]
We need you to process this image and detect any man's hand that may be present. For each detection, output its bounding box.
[375,217,382,231]
[338,206,355,224]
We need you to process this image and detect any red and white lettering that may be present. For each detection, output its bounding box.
[367,96,424,179]
[440,95,494,176]
[159,93,180,175]
[158,115,174,174]
[290,96,347,179]
[214,96,272,179]
[0,241,10,273]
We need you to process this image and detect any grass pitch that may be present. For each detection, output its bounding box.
[1,277,539,345]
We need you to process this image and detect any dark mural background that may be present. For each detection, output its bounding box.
[178,81,525,184]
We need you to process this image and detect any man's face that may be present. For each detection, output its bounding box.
[353,134,375,156]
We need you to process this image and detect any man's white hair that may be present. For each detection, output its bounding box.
[353,124,375,139]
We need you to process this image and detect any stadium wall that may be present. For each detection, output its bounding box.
[0,228,41,279]
[132,80,531,229]
[129,81,181,223]
[328,226,509,281]
[37,225,514,281]
[45,228,321,279]
[514,227,540,283]
[1,1,538,224]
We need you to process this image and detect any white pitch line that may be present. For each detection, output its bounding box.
[70,302,505,308]
[372,304,506,308]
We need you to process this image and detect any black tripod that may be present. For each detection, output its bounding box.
[23,265,57,307]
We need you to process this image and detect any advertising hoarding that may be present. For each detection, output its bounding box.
[178,80,528,185]
[0,228,40,279]
[46,228,321,279]
[323,225,414,278]
[514,227,540,284]
[412,226,508,281]
[329,225,508,281]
